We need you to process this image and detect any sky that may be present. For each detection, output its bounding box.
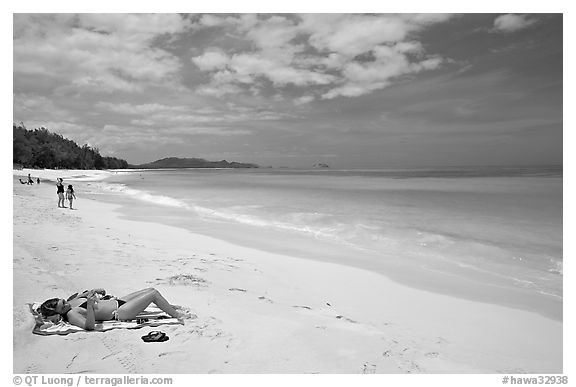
[12,13,563,168]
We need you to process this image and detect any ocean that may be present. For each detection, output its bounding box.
[77,165,563,319]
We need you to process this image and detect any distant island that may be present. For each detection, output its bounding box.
[131,157,259,169]
[313,163,330,168]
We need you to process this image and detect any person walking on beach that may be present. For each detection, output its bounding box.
[27,173,34,185]
[66,184,76,210]
[56,178,66,208]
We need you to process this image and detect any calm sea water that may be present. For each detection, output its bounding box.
[80,165,563,314]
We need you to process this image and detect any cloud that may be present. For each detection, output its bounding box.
[294,95,315,105]
[246,15,300,50]
[300,14,452,57]
[97,102,188,115]
[78,13,189,36]
[13,93,74,123]
[190,14,454,101]
[492,14,538,33]
[192,49,338,96]
[96,101,293,134]
[230,53,337,86]
[322,45,445,99]
[191,49,230,71]
[13,14,189,94]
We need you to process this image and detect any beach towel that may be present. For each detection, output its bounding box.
[28,303,184,336]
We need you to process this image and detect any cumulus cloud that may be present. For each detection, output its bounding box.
[190,14,454,101]
[294,95,315,105]
[246,15,300,50]
[97,100,292,135]
[192,49,230,71]
[13,14,189,94]
[14,93,73,123]
[14,13,457,131]
[492,14,537,33]
[78,13,189,37]
[97,102,188,115]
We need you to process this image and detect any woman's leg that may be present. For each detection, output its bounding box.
[116,288,180,320]
[119,287,156,302]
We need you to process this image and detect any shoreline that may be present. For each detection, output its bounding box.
[57,168,562,321]
[13,169,563,373]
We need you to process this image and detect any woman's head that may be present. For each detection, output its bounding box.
[68,185,73,189]
[39,298,71,317]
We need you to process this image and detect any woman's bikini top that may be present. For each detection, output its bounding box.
[77,299,126,309]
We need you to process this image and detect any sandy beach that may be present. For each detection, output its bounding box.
[12,169,563,374]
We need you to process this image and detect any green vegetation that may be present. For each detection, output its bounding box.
[133,157,259,169]
[13,123,258,170]
[13,123,129,170]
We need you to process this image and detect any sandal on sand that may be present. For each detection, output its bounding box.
[141,331,169,343]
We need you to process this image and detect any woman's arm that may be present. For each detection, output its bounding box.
[78,288,106,298]
[67,298,96,330]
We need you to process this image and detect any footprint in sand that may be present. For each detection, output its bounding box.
[24,362,43,374]
[176,317,227,341]
[400,359,423,373]
[384,345,425,374]
[65,355,78,370]
[99,335,143,374]
[335,315,357,323]
[436,336,450,345]
[173,305,197,320]
[159,274,210,288]
[362,363,377,374]
[158,350,186,358]
[258,296,274,303]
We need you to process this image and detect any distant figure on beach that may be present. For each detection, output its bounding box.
[18,178,28,184]
[39,288,182,330]
[66,184,77,209]
[27,173,34,185]
[56,178,66,208]
[37,177,40,184]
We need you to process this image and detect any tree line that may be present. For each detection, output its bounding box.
[13,123,129,170]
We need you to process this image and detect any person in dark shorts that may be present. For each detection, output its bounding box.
[56,178,66,208]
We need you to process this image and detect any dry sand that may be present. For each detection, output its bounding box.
[12,169,563,374]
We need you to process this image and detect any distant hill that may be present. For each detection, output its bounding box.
[131,157,259,169]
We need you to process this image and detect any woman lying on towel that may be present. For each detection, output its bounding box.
[39,288,182,330]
